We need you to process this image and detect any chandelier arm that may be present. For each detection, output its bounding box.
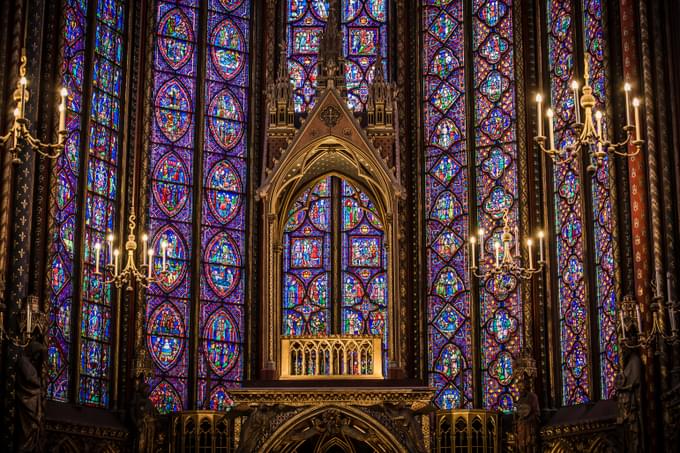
[0,130,14,143]
[611,146,641,158]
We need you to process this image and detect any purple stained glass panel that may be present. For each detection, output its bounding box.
[147,0,199,412]
[473,0,521,413]
[48,0,89,403]
[197,0,249,410]
[424,0,472,410]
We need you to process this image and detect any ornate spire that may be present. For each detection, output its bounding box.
[367,42,394,128]
[316,0,345,93]
[267,42,294,130]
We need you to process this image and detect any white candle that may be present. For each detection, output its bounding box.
[58,103,66,135]
[504,239,510,264]
[546,109,555,151]
[59,87,68,132]
[19,76,27,117]
[633,98,641,141]
[494,241,501,267]
[624,83,632,127]
[527,239,534,270]
[107,233,114,265]
[478,229,485,262]
[535,94,543,137]
[142,234,148,265]
[148,249,154,279]
[620,311,627,339]
[94,242,101,274]
[636,305,642,332]
[26,300,31,334]
[538,230,545,262]
[469,236,477,269]
[571,80,580,123]
[595,110,602,139]
[12,108,20,149]
[669,306,677,331]
[161,240,168,270]
[113,249,120,275]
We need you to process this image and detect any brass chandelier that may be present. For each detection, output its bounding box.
[534,58,644,172]
[468,208,545,281]
[0,50,68,163]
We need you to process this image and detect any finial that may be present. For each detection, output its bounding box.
[583,57,590,87]
[278,42,289,79]
[327,0,340,30]
[373,41,385,82]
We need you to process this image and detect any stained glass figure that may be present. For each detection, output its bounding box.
[286,0,387,111]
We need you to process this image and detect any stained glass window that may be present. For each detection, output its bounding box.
[425,0,521,412]
[78,0,126,408]
[547,0,617,405]
[473,0,521,413]
[47,0,127,407]
[198,0,250,410]
[424,0,471,410]
[148,0,199,413]
[147,0,250,413]
[283,178,332,336]
[583,0,618,401]
[547,0,591,406]
[282,177,388,363]
[286,0,388,112]
[47,0,89,403]
[341,180,387,342]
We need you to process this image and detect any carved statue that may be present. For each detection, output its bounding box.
[515,373,540,452]
[287,409,376,444]
[369,402,433,453]
[16,338,47,452]
[130,377,157,453]
[616,346,644,453]
[233,404,293,453]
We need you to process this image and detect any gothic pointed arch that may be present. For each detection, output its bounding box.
[258,81,404,378]
[258,405,408,453]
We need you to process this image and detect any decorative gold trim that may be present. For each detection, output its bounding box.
[229,387,434,406]
[280,335,384,379]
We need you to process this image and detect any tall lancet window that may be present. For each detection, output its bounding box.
[424,0,522,411]
[286,0,388,112]
[282,177,388,362]
[547,0,617,405]
[47,0,128,407]
[146,0,251,414]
